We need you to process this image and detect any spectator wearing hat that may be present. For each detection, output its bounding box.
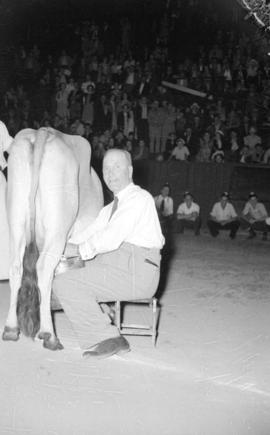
[241,192,269,240]
[168,137,190,161]
[211,150,225,163]
[154,183,174,252]
[207,192,240,239]
[176,192,201,235]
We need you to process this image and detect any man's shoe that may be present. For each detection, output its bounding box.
[82,336,130,360]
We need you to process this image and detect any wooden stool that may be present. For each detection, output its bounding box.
[114,297,159,346]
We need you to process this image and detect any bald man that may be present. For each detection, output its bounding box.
[53,149,164,359]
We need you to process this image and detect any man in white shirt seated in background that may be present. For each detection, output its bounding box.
[176,191,201,236]
[207,192,240,239]
[241,191,269,240]
[53,149,164,360]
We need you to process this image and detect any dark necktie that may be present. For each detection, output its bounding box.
[160,198,165,213]
[109,196,119,221]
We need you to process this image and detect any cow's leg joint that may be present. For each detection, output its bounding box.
[2,326,20,341]
[38,331,64,350]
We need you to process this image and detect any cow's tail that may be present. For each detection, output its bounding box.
[17,128,48,338]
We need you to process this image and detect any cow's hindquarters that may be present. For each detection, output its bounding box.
[3,128,80,350]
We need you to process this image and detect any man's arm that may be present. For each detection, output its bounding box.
[79,194,151,260]
[209,204,219,222]
[225,204,238,223]
[69,206,109,245]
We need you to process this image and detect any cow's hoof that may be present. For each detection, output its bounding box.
[2,326,20,341]
[38,331,49,341]
[39,332,64,351]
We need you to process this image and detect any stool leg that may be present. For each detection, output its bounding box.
[115,301,121,332]
[152,298,157,346]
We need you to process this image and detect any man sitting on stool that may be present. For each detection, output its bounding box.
[241,192,269,240]
[207,192,240,239]
[176,191,201,235]
[53,149,164,360]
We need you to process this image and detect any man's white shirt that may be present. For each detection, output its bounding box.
[154,195,174,217]
[70,183,165,260]
[242,201,268,220]
[210,202,237,221]
[177,201,200,216]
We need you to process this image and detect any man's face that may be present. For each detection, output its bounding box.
[103,151,132,195]
[249,196,257,207]
[220,197,228,207]
[161,186,170,197]
[185,195,192,206]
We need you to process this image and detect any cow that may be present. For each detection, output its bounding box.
[2,127,104,350]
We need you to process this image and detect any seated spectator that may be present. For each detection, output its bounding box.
[239,145,253,164]
[244,126,262,153]
[241,192,269,240]
[123,139,133,153]
[207,192,240,239]
[251,143,264,163]
[70,118,85,136]
[168,137,190,161]
[114,130,125,148]
[133,139,149,161]
[211,150,225,163]
[176,192,201,235]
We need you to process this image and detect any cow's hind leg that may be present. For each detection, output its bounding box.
[2,229,26,342]
[36,233,70,350]
[37,248,64,350]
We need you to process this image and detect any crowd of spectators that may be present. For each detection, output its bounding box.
[2,0,270,176]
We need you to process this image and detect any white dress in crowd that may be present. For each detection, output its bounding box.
[0,121,13,280]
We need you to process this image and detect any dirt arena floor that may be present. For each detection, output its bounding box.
[0,231,270,435]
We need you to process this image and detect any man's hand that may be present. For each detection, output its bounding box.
[64,243,80,258]
[219,219,228,226]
